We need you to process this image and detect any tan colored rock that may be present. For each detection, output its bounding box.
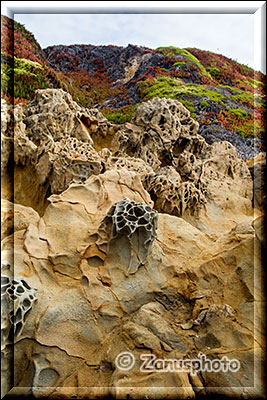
[144,165,207,217]
[106,155,154,181]
[112,96,201,170]
[253,215,265,246]
[3,92,254,227]
[23,88,106,144]
[246,151,266,167]
[132,302,187,351]
[1,179,265,399]
[133,96,199,141]
[2,90,112,210]
[1,100,26,177]
[36,136,103,193]
[123,321,162,350]
[1,99,11,135]
[1,199,14,239]
[193,304,235,326]
[1,90,265,399]
[111,98,253,226]
[1,199,40,240]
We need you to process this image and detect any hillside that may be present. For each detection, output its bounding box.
[1,15,266,160]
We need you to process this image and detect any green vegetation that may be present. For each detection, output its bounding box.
[1,15,265,140]
[207,67,221,80]
[200,100,209,108]
[1,64,10,94]
[13,57,44,84]
[140,72,265,113]
[186,47,265,96]
[102,104,138,124]
[178,99,195,114]
[138,74,265,139]
[157,46,211,79]
[227,108,248,118]
[1,52,52,100]
[139,75,225,104]
[251,78,265,88]
[173,61,186,68]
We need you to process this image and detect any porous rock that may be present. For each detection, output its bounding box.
[1,100,26,180]
[1,90,113,213]
[23,88,99,144]
[87,198,158,276]
[1,89,265,399]
[1,167,264,398]
[1,275,38,352]
[112,97,201,169]
[112,97,254,230]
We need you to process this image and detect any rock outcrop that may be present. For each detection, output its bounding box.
[1,89,114,214]
[111,97,253,232]
[1,89,265,399]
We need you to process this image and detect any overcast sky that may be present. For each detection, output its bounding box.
[2,2,265,72]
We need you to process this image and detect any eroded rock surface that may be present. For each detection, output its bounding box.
[88,198,158,276]
[1,91,254,225]
[1,89,265,399]
[111,97,253,231]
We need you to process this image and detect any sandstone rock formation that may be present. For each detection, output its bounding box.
[111,97,253,232]
[1,89,114,214]
[1,89,265,399]
[91,198,158,276]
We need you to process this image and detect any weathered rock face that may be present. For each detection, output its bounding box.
[89,197,158,277]
[1,89,115,214]
[0,99,29,177]
[2,92,253,225]
[1,89,265,399]
[111,97,254,232]
[23,88,110,145]
[112,97,201,169]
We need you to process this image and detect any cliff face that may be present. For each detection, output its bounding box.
[1,15,266,399]
[1,88,266,399]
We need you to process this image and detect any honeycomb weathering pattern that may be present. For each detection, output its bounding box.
[133,96,199,139]
[23,88,106,145]
[100,198,158,276]
[1,276,37,352]
[111,198,158,242]
[2,89,111,196]
[143,166,207,217]
[111,97,210,217]
[37,136,103,193]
